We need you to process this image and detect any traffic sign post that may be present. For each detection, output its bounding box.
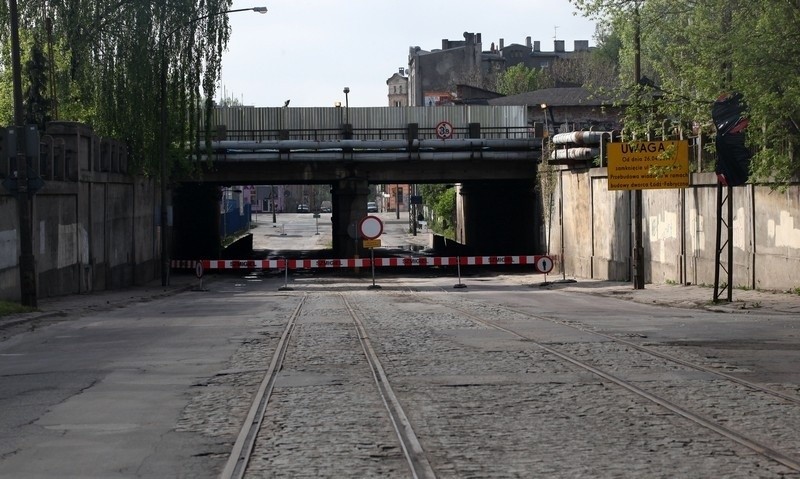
[359,215,384,289]
[606,140,689,190]
[358,215,383,240]
[535,255,553,274]
[606,140,689,291]
[193,261,207,291]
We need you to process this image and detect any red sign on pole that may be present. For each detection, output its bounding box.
[359,215,383,240]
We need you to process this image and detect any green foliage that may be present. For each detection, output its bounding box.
[0,300,35,317]
[570,0,800,185]
[419,184,457,239]
[0,1,236,176]
[495,64,545,96]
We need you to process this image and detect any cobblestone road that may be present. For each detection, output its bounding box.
[169,276,800,477]
[3,272,800,478]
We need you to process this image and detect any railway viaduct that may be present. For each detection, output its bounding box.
[175,105,544,260]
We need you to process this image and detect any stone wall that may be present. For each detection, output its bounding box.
[547,168,800,292]
[0,122,160,301]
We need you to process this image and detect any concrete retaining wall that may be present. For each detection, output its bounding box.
[547,168,800,292]
[0,123,160,302]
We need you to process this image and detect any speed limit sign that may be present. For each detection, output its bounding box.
[435,121,453,139]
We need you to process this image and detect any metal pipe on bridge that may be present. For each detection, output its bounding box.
[201,151,538,161]
[210,138,541,151]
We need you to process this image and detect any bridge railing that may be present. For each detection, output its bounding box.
[200,125,535,143]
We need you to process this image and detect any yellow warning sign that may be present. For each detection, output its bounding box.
[363,239,381,248]
[606,140,689,190]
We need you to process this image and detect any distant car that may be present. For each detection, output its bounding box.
[296,204,310,213]
[319,201,332,213]
[367,201,378,213]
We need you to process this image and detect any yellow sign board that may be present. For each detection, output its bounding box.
[363,239,382,248]
[606,140,689,190]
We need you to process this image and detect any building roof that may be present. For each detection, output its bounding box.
[487,87,617,108]
[386,72,408,85]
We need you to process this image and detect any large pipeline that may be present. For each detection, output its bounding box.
[550,147,599,161]
[210,138,540,152]
[551,131,608,146]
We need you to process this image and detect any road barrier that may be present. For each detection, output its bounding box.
[171,255,554,273]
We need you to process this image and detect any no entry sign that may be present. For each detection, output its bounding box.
[359,215,384,240]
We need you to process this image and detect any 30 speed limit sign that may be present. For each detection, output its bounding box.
[435,121,453,139]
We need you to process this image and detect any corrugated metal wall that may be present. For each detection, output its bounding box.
[204,105,529,140]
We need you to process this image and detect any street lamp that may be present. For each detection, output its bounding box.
[540,103,548,137]
[159,6,267,286]
[343,87,350,123]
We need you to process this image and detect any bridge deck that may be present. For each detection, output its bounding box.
[190,127,543,185]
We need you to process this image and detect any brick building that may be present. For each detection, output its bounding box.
[394,32,593,107]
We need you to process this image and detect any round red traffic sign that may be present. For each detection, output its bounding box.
[359,215,384,240]
[435,121,453,139]
[536,255,554,274]
[195,261,204,278]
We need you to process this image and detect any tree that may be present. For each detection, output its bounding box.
[495,64,546,96]
[419,184,456,239]
[570,0,800,184]
[24,37,52,130]
[0,0,235,176]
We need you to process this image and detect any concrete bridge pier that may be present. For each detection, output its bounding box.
[460,179,539,255]
[331,177,370,258]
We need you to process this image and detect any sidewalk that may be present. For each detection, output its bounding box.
[529,277,800,315]
[0,274,202,330]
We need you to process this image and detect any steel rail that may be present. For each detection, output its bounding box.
[220,294,307,479]
[499,305,800,406]
[341,293,437,479]
[433,297,800,472]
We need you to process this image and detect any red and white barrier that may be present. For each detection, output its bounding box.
[172,255,554,273]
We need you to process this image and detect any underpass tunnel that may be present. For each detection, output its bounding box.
[170,178,542,261]
[460,179,540,255]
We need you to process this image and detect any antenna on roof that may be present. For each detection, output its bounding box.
[554,26,559,40]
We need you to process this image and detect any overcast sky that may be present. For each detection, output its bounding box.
[217,1,598,108]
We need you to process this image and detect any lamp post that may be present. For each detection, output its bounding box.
[540,103,548,137]
[159,6,267,286]
[343,87,350,123]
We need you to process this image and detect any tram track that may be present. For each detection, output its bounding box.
[220,292,433,479]
[415,292,800,473]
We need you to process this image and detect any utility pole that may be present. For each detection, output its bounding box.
[10,0,37,306]
[632,3,645,290]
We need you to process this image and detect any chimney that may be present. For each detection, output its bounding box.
[554,40,565,52]
[526,36,532,48]
[499,38,504,50]
[533,41,540,52]
[476,33,481,44]
[574,40,590,52]
[442,39,449,50]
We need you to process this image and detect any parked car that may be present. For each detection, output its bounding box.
[296,204,310,213]
[367,201,378,213]
[319,201,332,213]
